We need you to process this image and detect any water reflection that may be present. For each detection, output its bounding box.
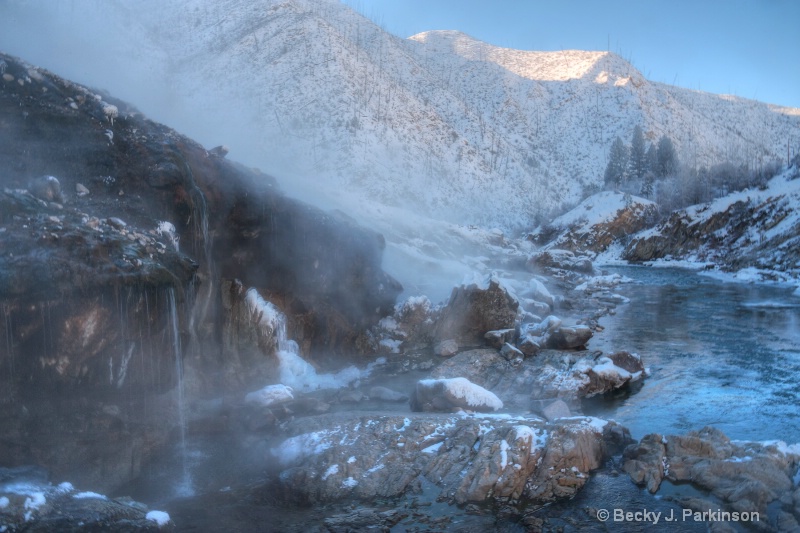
[586,266,800,443]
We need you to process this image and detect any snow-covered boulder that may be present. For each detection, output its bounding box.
[244,384,294,407]
[410,377,503,413]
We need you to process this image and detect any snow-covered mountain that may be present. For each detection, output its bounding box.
[2,0,797,234]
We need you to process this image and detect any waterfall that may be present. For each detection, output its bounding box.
[167,288,193,497]
[243,288,374,392]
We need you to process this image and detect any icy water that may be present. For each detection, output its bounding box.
[587,266,800,444]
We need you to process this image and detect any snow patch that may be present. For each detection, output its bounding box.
[73,491,107,500]
[272,430,334,466]
[244,384,294,407]
[146,510,171,527]
[322,464,339,480]
[499,439,510,469]
[422,441,444,454]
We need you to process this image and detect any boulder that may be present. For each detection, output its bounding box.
[0,476,172,531]
[433,339,459,357]
[517,335,542,356]
[244,384,294,407]
[541,399,572,421]
[483,328,516,349]
[622,433,667,493]
[268,413,629,507]
[624,426,800,524]
[431,349,647,411]
[500,343,524,366]
[545,325,593,349]
[409,377,503,413]
[433,275,518,346]
[368,386,408,402]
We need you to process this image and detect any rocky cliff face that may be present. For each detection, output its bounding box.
[0,52,400,491]
[623,167,800,281]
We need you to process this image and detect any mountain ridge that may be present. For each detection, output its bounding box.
[1,0,797,233]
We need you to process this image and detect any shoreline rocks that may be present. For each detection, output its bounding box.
[268,413,631,507]
[623,426,800,530]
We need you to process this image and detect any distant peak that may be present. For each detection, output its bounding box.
[409,31,643,84]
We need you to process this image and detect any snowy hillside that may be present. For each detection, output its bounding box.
[527,190,658,259]
[624,164,800,284]
[1,0,797,234]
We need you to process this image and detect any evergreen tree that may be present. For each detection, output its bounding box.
[656,135,678,177]
[645,143,658,174]
[628,125,647,180]
[640,171,655,198]
[604,136,629,188]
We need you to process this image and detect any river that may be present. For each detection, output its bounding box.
[587,266,800,444]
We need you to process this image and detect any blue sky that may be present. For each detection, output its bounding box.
[342,0,800,109]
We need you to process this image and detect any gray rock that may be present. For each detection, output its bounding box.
[106,216,127,229]
[500,342,524,366]
[434,339,459,357]
[622,433,667,493]
[541,399,571,421]
[0,479,170,531]
[545,325,593,349]
[527,249,594,274]
[28,175,63,203]
[484,328,516,349]
[369,386,408,402]
[431,349,646,412]
[517,335,541,356]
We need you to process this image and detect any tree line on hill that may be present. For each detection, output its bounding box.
[602,126,784,215]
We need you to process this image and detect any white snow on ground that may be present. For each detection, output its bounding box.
[547,191,654,231]
[244,384,294,407]
[146,510,171,527]
[322,464,339,480]
[0,496,9,509]
[557,416,611,433]
[341,477,358,488]
[499,440,510,469]
[271,430,335,466]
[72,491,107,500]
[422,441,444,454]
